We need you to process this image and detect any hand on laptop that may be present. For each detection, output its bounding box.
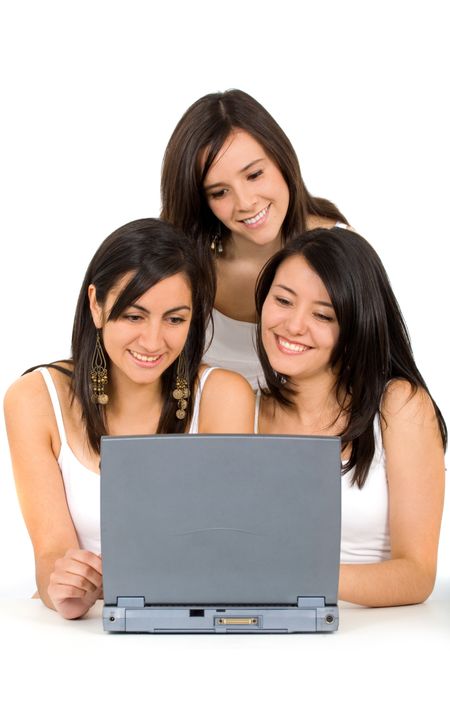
[47,549,103,620]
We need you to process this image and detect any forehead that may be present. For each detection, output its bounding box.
[105,271,192,306]
[273,255,331,299]
[201,130,268,182]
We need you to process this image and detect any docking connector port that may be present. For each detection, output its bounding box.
[216,617,258,626]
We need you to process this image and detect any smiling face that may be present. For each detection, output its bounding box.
[89,272,193,388]
[261,255,340,383]
[202,130,290,249]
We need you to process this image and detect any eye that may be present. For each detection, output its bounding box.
[166,316,186,325]
[274,295,292,307]
[248,169,263,181]
[314,312,334,322]
[208,188,228,200]
[123,313,143,322]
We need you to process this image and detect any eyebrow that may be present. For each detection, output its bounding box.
[274,284,334,308]
[127,304,192,315]
[204,158,265,191]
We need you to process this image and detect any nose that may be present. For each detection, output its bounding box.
[285,308,308,337]
[138,319,164,351]
[234,182,257,212]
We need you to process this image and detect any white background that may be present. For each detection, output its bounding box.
[1,0,448,605]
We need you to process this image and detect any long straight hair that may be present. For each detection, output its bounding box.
[255,227,447,487]
[161,89,347,267]
[27,219,211,453]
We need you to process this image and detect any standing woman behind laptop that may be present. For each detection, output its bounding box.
[161,89,349,388]
[4,219,254,620]
[254,227,446,607]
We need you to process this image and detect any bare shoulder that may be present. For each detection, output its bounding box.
[4,364,72,422]
[197,367,255,434]
[306,215,337,230]
[382,379,436,419]
[4,369,49,413]
[306,214,357,232]
[201,366,254,399]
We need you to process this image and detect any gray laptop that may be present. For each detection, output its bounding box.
[100,434,341,633]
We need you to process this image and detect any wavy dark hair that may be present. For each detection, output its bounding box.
[26,219,211,453]
[255,227,447,488]
[161,88,347,269]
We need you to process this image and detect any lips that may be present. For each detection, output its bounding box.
[240,205,270,227]
[128,349,164,367]
[275,335,312,355]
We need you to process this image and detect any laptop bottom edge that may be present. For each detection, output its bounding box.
[102,605,339,633]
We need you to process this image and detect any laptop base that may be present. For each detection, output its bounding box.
[103,601,339,633]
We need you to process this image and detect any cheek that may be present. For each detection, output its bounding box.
[101,326,122,358]
[329,325,340,349]
[270,168,290,205]
[319,326,339,356]
[171,322,192,351]
[208,199,226,221]
[261,303,277,341]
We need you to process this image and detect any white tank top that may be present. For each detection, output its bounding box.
[204,310,264,390]
[254,390,391,564]
[203,222,349,389]
[39,366,216,555]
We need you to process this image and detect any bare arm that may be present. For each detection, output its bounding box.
[4,372,102,619]
[197,368,255,434]
[339,381,445,606]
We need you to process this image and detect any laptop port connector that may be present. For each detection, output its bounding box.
[189,609,204,617]
[215,617,259,626]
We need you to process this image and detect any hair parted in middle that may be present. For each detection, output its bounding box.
[69,218,211,452]
[161,89,348,258]
[255,227,447,488]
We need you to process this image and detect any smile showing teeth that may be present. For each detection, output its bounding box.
[129,350,161,362]
[242,206,269,225]
[277,336,311,353]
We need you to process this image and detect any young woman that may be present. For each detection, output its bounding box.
[161,89,349,387]
[4,218,254,620]
[254,227,446,607]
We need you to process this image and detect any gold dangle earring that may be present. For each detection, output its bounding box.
[172,351,190,419]
[90,331,109,405]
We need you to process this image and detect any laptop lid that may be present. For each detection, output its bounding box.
[101,434,341,608]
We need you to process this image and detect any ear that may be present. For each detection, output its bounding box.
[88,284,103,329]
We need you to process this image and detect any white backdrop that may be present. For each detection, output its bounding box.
[1,1,448,600]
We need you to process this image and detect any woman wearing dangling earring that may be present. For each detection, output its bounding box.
[4,218,254,621]
[161,89,350,388]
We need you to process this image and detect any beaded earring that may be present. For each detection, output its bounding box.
[172,351,190,419]
[90,331,109,405]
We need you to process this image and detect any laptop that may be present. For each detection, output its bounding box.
[100,434,341,633]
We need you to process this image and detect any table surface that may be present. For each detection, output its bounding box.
[2,588,449,707]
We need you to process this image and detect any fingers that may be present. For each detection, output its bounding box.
[51,551,102,593]
[48,548,103,610]
[63,548,103,575]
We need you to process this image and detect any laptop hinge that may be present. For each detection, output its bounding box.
[297,596,325,608]
[117,596,145,608]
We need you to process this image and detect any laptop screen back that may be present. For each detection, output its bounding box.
[101,434,341,607]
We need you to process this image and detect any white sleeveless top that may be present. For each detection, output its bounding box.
[203,222,349,389]
[204,310,264,390]
[254,390,391,564]
[39,366,216,555]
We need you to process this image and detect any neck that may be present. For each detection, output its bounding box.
[106,367,163,422]
[287,371,344,430]
[226,230,283,263]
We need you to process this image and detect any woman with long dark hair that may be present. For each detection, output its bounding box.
[161,89,349,388]
[4,218,254,620]
[255,227,446,606]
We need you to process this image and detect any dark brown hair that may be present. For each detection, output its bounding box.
[161,88,347,269]
[255,227,447,488]
[26,219,211,453]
